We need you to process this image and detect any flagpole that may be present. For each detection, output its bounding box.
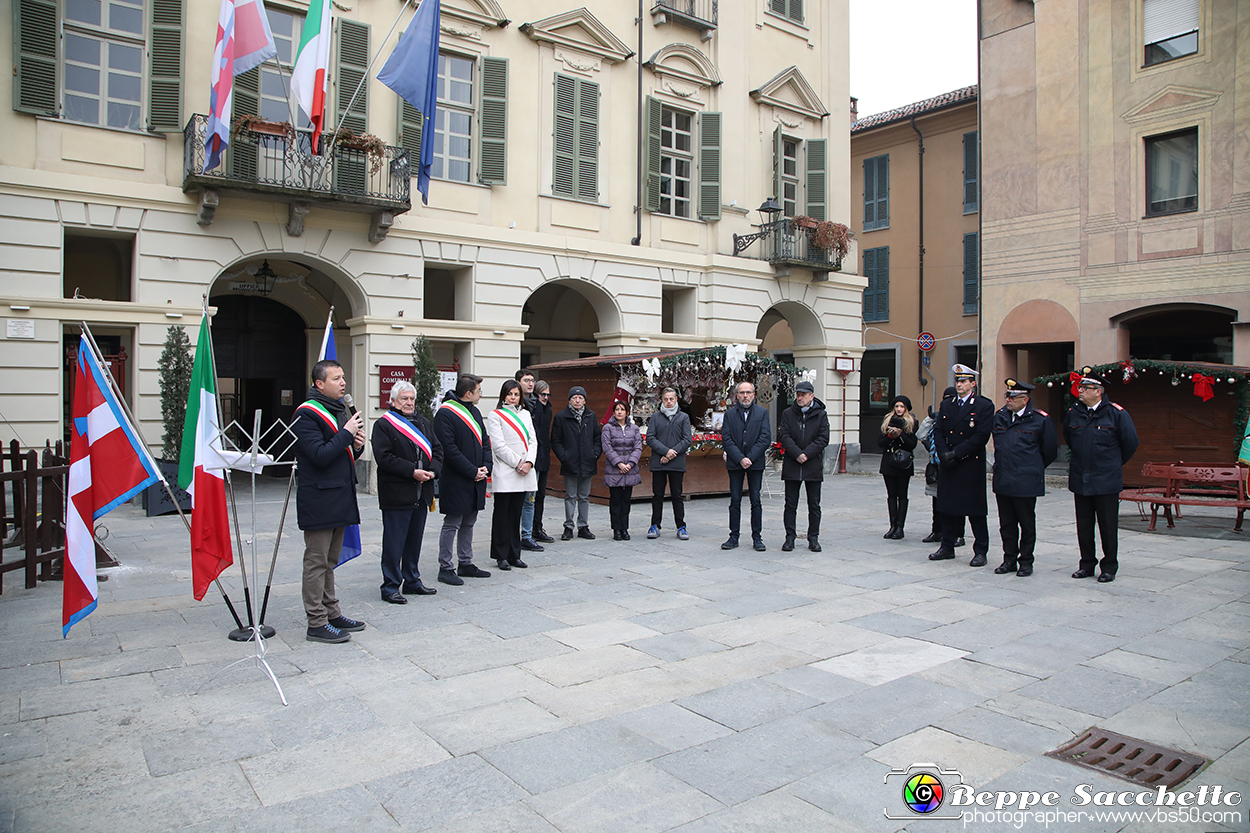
[78,323,245,632]
[318,0,416,170]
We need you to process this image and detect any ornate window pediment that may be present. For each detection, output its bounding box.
[520,9,634,64]
[1122,84,1221,125]
[750,66,828,121]
[438,0,508,31]
[644,43,721,89]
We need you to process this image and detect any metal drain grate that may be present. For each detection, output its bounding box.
[1046,728,1207,789]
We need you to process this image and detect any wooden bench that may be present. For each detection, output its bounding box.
[1119,462,1250,532]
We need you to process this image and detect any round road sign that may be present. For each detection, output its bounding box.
[917,332,936,352]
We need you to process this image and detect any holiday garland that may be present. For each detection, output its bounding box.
[1033,359,1249,442]
[619,345,806,409]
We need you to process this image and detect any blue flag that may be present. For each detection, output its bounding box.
[377,0,441,205]
[316,311,363,567]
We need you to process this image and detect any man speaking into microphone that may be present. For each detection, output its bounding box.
[293,360,368,644]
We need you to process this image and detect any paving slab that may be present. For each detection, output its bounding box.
[525,761,723,833]
[478,718,666,794]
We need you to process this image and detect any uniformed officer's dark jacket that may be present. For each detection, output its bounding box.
[1063,399,1139,495]
[991,402,1058,498]
[933,393,994,516]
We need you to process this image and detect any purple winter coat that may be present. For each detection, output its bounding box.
[601,419,642,488]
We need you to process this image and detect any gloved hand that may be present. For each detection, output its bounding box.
[940,451,956,465]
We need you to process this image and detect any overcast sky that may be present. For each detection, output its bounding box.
[849,0,980,120]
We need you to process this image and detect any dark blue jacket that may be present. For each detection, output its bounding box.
[721,402,771,471]
[371,409,443,510]
[991,402,1058,498]
[1064,399,1139,495]
[550,407,602,478]
[934,394,994,516]
[433,393,493,515]
[293,389,364,531]
[780,398,831,481]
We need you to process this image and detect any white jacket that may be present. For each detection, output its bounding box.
[486,406,538,493]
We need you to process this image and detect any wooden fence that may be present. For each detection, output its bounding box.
[0,440,78,593]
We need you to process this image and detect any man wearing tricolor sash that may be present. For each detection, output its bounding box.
[371,381,443,604]
[431,374,494,586]
[292,360,368,643]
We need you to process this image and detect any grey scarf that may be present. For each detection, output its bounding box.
[660,403,680,418]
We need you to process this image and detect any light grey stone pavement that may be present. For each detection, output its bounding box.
[1,468,1247,833]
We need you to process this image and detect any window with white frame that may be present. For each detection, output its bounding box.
[434,53,474,183]
[645,97,722,220]
[1143,0,1199,66]
[659,106,694,218]
[62,0,146,130]
[772,127,827,220]
[780,137,800,217]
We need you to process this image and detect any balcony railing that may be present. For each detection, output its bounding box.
[182,114,411,235]
[733,218,843,273]
[652,0,717,32]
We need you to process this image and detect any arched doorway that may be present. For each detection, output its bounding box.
[520,280,620,365]
[998,299,1080,431]
[756,301,826,422]
[1117,304,1234,364]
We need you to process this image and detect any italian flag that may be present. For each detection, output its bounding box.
[178,316,233,601]
[291,0,332,153]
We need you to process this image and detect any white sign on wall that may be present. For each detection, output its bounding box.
[6,319,35,339]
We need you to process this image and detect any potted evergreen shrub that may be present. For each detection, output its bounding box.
[146,325,195,516]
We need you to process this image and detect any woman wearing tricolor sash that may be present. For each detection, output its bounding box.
[485,380,538,571]
[371,381,443,603]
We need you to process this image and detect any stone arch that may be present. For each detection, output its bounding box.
[520,277,623,364]
[645,43,721,89]
[756,300,825,349]
[998,299,1079,346]
[210,252,366,327]
[1112,302,1235,363]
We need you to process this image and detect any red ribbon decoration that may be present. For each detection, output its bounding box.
[1193,373,1214,402]
[1069,371,1083,398]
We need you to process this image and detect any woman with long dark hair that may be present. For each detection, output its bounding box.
[485,380,537,570]
[878,395,918,539]
[602,400,642,540]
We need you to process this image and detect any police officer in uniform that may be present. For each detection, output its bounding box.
[1064,367,1139,583]
[991,379,1058,577]
[929,364,994,566]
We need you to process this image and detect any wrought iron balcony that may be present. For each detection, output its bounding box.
[651,0,717,35]
[733,218,843,275]
[182,114,411,241]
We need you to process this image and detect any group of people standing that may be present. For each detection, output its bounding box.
[876,363,1139,584]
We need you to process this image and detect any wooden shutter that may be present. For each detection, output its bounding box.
[478,57,507,184]
[398,100,423,160]
[553,74,576,197]
[575,78,599,201]
[13,0,58,115]
[644,96,663,212]
[228,68,260,179]
[148,0,183,131]
[335,18,369,133]
[805,138,826,221]
[963,233,978,315]
[772,125,783,208]
[963,131,978,212]
[863,246,889,322]
[788,0,804,22]
[864,154,888,229]
[697,111,721,220]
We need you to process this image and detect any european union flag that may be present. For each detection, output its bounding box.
[377,0,441,205]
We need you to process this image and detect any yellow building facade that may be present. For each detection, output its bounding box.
[1,0,866,460]
[850,87,980,442]
[979,0,1250,420]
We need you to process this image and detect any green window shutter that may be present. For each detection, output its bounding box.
[697,111,721,220]
[863,246,889,322]
[644,96,663,212]
[963,130,978,212]
[805,138,826,221]
[478,56,507,185]
[228,67,260,179]
[148,0,184,132]
[877,155,889,227]
[864,154,888,230]
[769,0,787,14]
[772,125,783,208]
[963,232,979,315]
[553,74,576,197]
[788,0,804,22]
[335,18,369,133]
[575,78,600,201]
[862,247,876,320]
[863,157,876,228]
[13,0,58,115]
[398,100,423,160]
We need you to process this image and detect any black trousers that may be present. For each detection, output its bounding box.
[533,468,549,531]
[490,491,525,563]
[883,474,910,502]
[1074,492,1119,575]
[651,470,685,528]
[783,480,822,539]
[608,486,634,531]
[727,468,764,539]
[380,504,428,593]
[941,512,989,555]
[996,493,1037,567]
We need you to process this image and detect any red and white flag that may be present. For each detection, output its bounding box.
[178,316,234,601]
[65,338,161,636]
[205,0,278,171]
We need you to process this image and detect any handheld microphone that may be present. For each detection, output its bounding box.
[343,394,358,417]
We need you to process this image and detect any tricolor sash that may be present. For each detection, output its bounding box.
[493,406,530,450]
[382,411,433,461]
[296,399,355,465]
[438,399,483,445]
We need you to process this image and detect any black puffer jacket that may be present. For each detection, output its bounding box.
[550,406,601,477]
[778,398,830,481]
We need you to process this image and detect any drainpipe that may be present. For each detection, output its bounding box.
[910,114,926,396]
[631,0,644,246]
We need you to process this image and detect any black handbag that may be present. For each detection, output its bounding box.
[925,461,939,484]
[890,447,914,466]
